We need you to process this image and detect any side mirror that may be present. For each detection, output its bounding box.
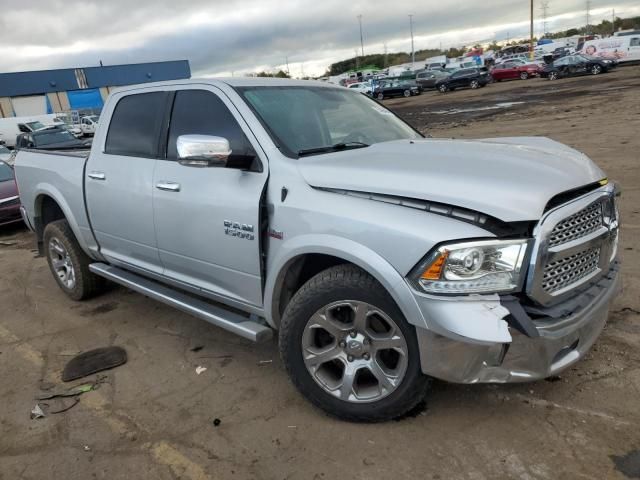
[176,134,231,167]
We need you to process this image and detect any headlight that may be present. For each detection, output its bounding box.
[410,239,530,294]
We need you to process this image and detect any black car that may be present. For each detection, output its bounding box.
[435,68,490,93]
[372,80,420,100]
[415,69,451,89]
[541,54,616,81]
[15,127,88,151]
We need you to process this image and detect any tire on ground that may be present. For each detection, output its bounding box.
[43,219,105,301]
[279,264,429,422]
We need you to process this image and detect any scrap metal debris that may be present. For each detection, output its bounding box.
[30,404,45,420]
[195,366,207,375]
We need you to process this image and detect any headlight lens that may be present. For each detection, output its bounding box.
[410,239,530,294]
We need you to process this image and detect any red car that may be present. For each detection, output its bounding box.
[491,61,542,81]
[0,160,22,227]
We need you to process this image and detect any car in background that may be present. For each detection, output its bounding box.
[80,115,100,136]
[15,127,88,151]
[541,54,616,80]
[372,80,420,100]
[0,160,21,227]
[435,67,490,93]
[415,69,450,89]
[346,82,372,95]
[491,61,542,81]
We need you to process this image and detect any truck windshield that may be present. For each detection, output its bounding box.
[238,86,421,157]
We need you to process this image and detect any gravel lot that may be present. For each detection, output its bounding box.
[1,66,639,480]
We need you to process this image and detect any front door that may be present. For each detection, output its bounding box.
[152,87,268,307]
[86,90,169,274]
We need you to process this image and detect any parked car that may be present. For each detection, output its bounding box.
[435,67,490,93]
[491,61,542,81]
[0,160,21,227]
[80,115,100,136]
[541,55,617,80]
[372,80,420,100]
[415,69,450,89]
[14,78,621,422]
[15,127,88,151]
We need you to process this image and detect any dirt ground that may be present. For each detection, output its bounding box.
[1,66,639,480]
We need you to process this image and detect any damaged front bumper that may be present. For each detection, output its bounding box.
[414,263,620,383]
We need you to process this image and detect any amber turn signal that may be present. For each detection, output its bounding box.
[420,250,449,280]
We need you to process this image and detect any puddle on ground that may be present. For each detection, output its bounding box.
[430,102,526,115]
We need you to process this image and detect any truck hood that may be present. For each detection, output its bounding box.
[297,137,605,222]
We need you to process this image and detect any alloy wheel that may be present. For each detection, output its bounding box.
[301,300,409,403]
[591,65,602,75]
[470,80,479,89]
[49,237,76,289]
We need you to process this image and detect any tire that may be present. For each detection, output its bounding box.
[438,84,448,93]
[43,219,104,301]
[591,64,602,75]
[548,71,558,81]
[279,265,429,422]
[519,71,528,80]
[377,93,384,100]
[470,80,480,89]
[403,89,411,97]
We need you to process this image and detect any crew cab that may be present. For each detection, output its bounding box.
[14,78,621,422]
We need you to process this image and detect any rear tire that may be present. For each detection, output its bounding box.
[548,71,559,81]
[279,265,429,422]
[43,220,104,301]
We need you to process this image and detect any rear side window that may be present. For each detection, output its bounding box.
[105,92,167,157]
[166,90,255,162]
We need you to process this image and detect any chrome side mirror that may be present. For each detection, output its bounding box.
[176,134,232,167]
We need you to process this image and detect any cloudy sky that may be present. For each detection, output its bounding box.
[0,0,638,77]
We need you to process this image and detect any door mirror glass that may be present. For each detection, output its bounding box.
[176,134,231,167]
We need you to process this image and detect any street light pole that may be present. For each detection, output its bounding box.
[409,14,415,68]
[530,0,535,60]
[357,15,364,58]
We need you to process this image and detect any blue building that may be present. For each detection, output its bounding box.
[0,60,190,117]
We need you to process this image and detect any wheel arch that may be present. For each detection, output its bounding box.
[33,189,85,256]
[264,235,426,331]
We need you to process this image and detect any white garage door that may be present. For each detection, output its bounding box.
[11,95,47,116]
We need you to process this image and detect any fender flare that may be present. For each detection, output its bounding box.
[263,234,428,331]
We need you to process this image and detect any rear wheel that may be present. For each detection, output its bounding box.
[279,265,429,422]
[591,64,602,75]
[548,71,559,81]
[43,220,104,301]
[519,71,529,80]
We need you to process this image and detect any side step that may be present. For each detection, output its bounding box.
[89,263,272,343]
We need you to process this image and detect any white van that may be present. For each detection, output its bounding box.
[0,118,48,148]
[80,115,99,136]
[578,35,640,64]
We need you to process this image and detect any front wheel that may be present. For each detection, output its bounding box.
[548,71,559,81]
[591,64,602,75]
[377,92,384,100]
[279,265,429,422]
[470,80,480,89]
[403,89,411,97]
[519,71,529,80]
[438,84,448,93]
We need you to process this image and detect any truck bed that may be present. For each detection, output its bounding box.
[14,149,98,254]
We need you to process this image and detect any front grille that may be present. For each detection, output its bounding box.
[548,202,603,248]
[541,246,601,294]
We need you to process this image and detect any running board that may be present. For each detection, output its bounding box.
[89,263,272,343]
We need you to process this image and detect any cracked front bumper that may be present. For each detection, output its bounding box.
[414,265,620,383]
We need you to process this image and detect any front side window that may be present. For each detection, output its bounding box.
[630,37,640,47]
[167,90,255,164]
[105,91,167,157]
[239,86,421,157]
[0,161,13,182]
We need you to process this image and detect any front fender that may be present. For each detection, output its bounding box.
[264,234,428,331]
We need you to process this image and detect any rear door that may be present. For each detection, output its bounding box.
[152,87,268,307]
[85,90,169,274]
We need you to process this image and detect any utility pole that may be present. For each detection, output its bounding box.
[383,43,388,68]
[612,8,616,35]
[357,15,364,58]
[285,56,290,77]
[585,0,591,35]
[409,14,415,69]
[530,0,534,61]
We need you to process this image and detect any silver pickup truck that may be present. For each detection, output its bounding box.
[15,78,620,422]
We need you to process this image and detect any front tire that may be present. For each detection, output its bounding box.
[548,71,559,81]
[279,265,429,422]
[377,92,384,100]
[519,71,529,80]
[438,84,448,93]
[403,89,411,97]
[470,80,480,89]
[43,220,104,301]
[591,64,602,75]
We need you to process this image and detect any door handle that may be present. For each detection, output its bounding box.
[156,181,181,192]
[88,171,106,180]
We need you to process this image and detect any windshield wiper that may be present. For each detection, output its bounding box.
[297,142,369,157]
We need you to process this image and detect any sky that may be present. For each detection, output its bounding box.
[0,1,638,78]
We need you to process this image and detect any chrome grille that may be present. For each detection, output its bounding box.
[541,247,601,294]
[548,202,603,247]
